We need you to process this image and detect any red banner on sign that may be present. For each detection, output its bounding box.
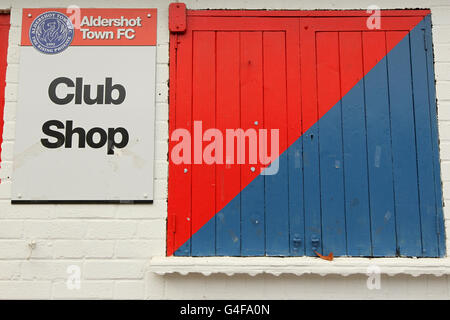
[21,8,157,46]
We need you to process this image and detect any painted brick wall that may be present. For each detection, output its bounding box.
[0,0,449,299]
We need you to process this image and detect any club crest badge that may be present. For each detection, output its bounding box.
[29,11,74,54]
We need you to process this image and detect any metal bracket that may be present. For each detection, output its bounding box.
[169,2,187,33]
[292,234,302,250]
[311,235,320,251]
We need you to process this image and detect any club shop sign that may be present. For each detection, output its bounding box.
[12,9,157,203]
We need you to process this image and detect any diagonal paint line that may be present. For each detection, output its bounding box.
[170,15,428,256]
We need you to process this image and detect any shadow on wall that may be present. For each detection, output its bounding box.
[160,273,450,299]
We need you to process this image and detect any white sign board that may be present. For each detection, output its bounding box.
[12,8,157,203]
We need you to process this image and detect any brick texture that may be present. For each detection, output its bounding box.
[0,0,449,299]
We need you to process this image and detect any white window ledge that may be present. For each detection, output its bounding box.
[149,257,450,277]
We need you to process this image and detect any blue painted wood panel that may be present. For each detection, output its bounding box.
[174,15,445,258]
[316,32,347,256]
[424,16,446,257]
[362,32,397,256]
[386,31,423,256]
[339,32,372,256]
[263,32,290,256]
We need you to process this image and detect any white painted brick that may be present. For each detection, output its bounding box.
[426,275,449,298]
[115,240,165,258]
[0,262,21,280]
[436,44,450,62]
[114,280,145,299]
[156,63,169,83]
[5,63,18,84]
[0,201,56,219]
[165,274,207,299]
[0,240,31,259]
[155,141,168,160]
[53,240,115,259]
[3,101,16,121]
[155,120,168,141]
[84,260,146,280]
[0,220,23,238]
[154,179,167,200]
[21,261,78,280]
[154,160,168,179]
[155,103,168,121]
[0,141,14,161]
[28,240,54,259]
[434,26,450,44]
[0,0,448,300]
[435,63,450,81]
[0,181,11,199]
[53,281,114,299]
[437,83,450,101]
[156,83,168,103]
[145,271,165,299]
[85,220,137,239]
[6,45,20,64]
[0,161,12,180]
[445,206,450,220]
[9,8,21,27]
[432,7,450,25]
[443,181,450,199]
[54,205,115,219]
[441,161,450,180]
[406,275,429,298]
[24,220,86,239]
[0,281,51,299]
[115,200,167,219]
[2,121,15,140]
[8,26,21,47]
[156,8,169,44]
[3,101,16,122]
[156,44,169,64]
[4,83,17,101]
[135,220,166,239]
[439,122,450,141]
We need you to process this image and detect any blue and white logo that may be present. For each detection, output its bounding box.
[29,11,74,54]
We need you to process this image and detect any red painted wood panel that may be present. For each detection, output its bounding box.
[263,31,289,255]
[239,31,265,255]
[191,31,216,255]
[168,30,193,256]
[188,9,430,17]
[0,14,10,171]
[215,32,241,255]
[167,10,432,256]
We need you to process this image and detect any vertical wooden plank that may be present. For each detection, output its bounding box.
[409,20,439,257]
[339,32,372,256]
[191,31,216,256]
[300,22,322,256]
[424,15,446,256]
[286,22,305,256]
[263,31,289,256]
[362,31,397,256]
[386,31,422,256]
[215,32,241,255]
[240,31,265,256]
[170,31,193,256]
[316,32,347,256]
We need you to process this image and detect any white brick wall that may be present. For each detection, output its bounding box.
[0,0,449,299]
